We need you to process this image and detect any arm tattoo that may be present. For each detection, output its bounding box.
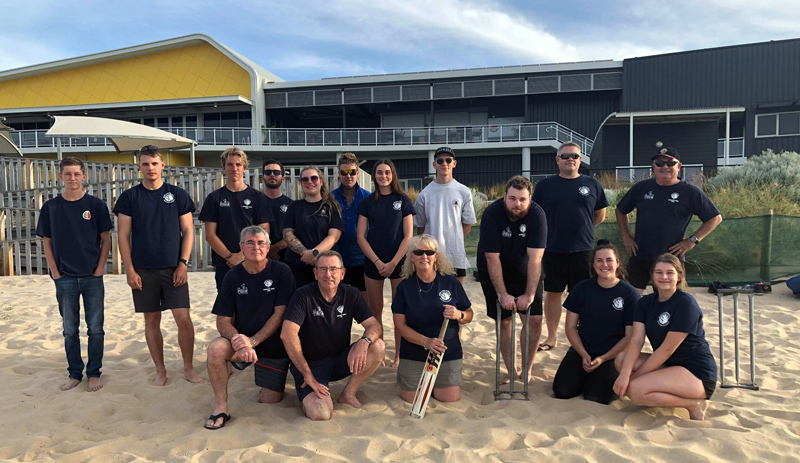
[283,228,308,254]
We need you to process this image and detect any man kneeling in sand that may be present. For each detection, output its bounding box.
[281,251,385,420]
[205,226,296,429]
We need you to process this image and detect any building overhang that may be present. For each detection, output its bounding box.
[0,95,253,117]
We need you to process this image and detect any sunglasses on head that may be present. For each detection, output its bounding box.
[435,157,454,165]
[654,160,679,167]
[412,249,436,256]
[301,175,320,183]
[558,153,581,160]
[339,168,358,176]
[263,169,283,176]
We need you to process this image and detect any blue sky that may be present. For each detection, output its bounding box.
[1,0,798,82]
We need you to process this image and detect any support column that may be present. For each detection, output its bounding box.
[56,138,63,161]
[190,144,196,167]
[521,147,531,179]
[628,115,634,167]
[428,150,436,176]
[725,108,731,166]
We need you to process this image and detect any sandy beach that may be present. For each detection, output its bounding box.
[0,272,798,462]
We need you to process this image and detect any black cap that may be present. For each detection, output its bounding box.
[435,146,455,158]
[651,147,680,161]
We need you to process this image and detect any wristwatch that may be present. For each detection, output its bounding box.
[251,337,258,348]
[360,335,373,346]
[311,249,319,257]
[689,235,700,244]
[178,258,189,266]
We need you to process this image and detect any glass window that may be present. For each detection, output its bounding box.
[778,112,800,136]
[221,112,238,128]
[756,114,777,137]
[157,117,169,129]
[204,113,221,127]
[171,117,184,128]
[143,118,155,127]
[239,111,252,127]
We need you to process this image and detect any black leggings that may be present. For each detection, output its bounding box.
[552,348,619,405]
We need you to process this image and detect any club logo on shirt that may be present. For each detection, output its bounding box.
[263,279,274,292]
[312,306,324,317]
[578,186,590,196]
[280,204,288,213]
[243,198,253,209]
[453,199,460,208]
[163,192,175,204]
[237,284,248,295]
[82,211,91,220]
[220,198,230,207]
[393,200,402,211]
[439,290,452,302]
[612,297,624,311]
[644,191,654,200]
[319,205,328,218]
[519,224,526,237]
[502,227,512,238]
[336,305,346,318]
[668,192,680,203]
[657,312,671,326]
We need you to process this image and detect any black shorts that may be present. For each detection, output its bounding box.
[290,343,355,401]
[703,379,716,400]
[132,268,191,313]
[455,268,467,278]
[342,265,366,291]
[542,251,591,293]
[479,271,543,320]
[254,358,290,392]
[364,256,405,281]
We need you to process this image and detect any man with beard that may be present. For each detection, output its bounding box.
[477,175,547,384]
[262,159,293,262]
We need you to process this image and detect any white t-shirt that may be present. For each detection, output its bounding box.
[414,179,477,269]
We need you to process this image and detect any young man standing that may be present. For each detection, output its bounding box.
[331,153,370,295]
[114,145,202,386]
[36,157,112,392]
[199,146,272,290]
[414,146,477,283]
[262,159,293,262]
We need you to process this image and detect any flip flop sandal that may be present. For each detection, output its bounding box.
[204,413,231,430]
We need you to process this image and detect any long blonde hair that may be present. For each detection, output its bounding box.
[401,234,456,279]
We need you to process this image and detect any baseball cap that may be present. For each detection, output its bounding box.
[651,147,680,161]
[434,146,455,158]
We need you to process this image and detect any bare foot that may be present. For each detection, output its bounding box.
[184,368,205,384]
[688,400,709,421]
[151,372,167,386]
[518,372,534,384]
[337,392,362,408]
[60,378,81,391]
[87,377,103,392]
[391,356,400,369]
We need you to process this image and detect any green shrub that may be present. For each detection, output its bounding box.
[707,150,800,204]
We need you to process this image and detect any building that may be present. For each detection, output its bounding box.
[1,34,798,185]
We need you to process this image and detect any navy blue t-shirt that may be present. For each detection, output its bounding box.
[357,193,415,262]
[284,283,372,362]
[332,185,371,267]
[199,186,273,268]
[112,183,195,269]
[616,179,720,260]
[564,278,640,358]
[532,175,608,253]
[476,199,547,294]
[633,290,717,382]
[282,199,344,266]
[391,274,471,362]
[212,260,295,358]
[36,194,113,277]
[265,194,293,245]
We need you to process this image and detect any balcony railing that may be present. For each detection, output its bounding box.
[9,122,593,154]
[717,137,745,158]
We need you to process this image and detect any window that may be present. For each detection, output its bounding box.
[756,112,800,137]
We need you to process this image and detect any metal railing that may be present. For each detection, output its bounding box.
[615,164,705,185]
[10,127,257,149]
[717,137,745,159]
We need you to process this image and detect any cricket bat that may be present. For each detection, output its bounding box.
[410,318,450,419]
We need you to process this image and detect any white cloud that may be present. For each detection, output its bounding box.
[270,53,387,77]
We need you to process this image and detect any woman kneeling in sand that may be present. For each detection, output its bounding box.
[392,235,473,403]
[613,253,717,420]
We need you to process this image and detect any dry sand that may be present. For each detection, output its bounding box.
[1,273,798,462]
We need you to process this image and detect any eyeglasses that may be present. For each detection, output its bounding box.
[653,160,679,167]
[263,169,283,176]
[243,240,269,248]
[301,175,320,183]
[339,168,358,176]
[315,266,342,274]
[412,249,436,256]
[435,158,454,165]
[558,153,581,160]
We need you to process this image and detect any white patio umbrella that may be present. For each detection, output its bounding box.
[0,122,23,156]
[46,116,197,164]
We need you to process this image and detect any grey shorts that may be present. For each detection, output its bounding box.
[397,358,463,391]
[132,268,190,313]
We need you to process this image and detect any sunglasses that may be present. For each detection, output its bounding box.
[558,153,581,160]
[435,158,454,165]
[412,249,436,256]
[301,175,320,183]
[263,169,283,176]
[653,160,679,167]
[339,168,358,176]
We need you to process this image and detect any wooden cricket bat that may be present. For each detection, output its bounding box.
[410,318,450,419]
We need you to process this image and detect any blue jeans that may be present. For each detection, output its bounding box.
[54,275,105,380]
